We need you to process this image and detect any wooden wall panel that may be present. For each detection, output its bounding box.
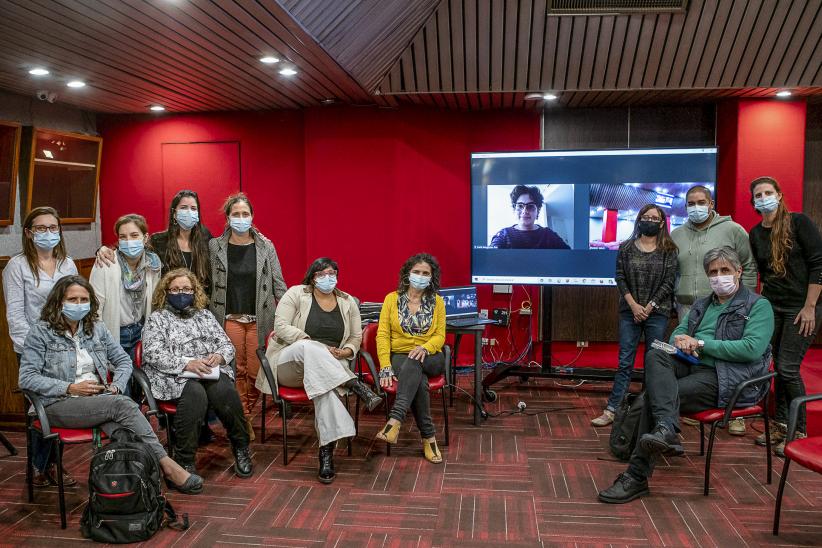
[542,104,716,341]
[804,103,822,345]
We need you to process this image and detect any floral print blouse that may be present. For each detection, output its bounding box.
[141,307,236,401]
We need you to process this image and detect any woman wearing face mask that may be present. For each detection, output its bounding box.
[90,214,161,365]
[592,205,678,427]
[376,253,447,464]
[209,193,287,440]
[18,276,203,495]
[3,206,78,487]
[96,190,213,292]
[141,269,252,478]
[490,185,570,249]
[748,177,822,455]
[256,258,380,484]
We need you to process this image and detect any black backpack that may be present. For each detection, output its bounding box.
[609,392,645,461]
[80,428,188,543]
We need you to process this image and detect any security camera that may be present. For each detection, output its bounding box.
[35,90,57,103]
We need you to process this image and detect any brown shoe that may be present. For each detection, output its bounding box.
[775,432,807,457]
[48,465,78,487]
[755,422,786,447]
[32,471,51,487]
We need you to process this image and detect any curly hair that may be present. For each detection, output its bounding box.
[509,185,544,210]
[750,176,793,278]
[152,268,209,311]
[396,253,441,299]
[40,275,99,337]
[22,206,69,286]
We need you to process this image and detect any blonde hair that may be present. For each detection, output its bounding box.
[152,268,209,310]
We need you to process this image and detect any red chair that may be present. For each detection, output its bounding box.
[682,371,776,496]
[134,341,177,458]
[23,367,155,529]
[773,393,822,535]
[357,322,450,455]
[256,331,353,465]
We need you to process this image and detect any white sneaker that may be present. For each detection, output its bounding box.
[728,417,746,436]
[591,410,615,427]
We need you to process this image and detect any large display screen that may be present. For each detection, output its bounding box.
[471,148,718,285]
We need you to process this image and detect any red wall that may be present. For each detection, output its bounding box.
[97,110,306,283]
[716,99,806,230]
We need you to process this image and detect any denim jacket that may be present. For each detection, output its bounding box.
[18,320,133,407]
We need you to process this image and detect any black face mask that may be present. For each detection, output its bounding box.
[167,293,194,311]
[637,220,662,237]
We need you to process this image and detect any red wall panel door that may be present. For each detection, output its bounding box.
[161,141,240,235]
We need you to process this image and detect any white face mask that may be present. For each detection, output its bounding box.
[709,274,738,297]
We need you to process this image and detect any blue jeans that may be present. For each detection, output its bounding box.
[119,322,142,398]
[606,310,670,412]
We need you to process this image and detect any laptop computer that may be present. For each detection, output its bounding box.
[440,286,498,327]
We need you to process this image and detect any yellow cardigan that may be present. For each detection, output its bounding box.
[376,291,446,369]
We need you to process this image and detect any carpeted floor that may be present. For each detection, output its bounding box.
[0,374,820,547]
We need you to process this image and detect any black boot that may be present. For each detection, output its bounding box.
[318,442,336,484]
[639,424,684,457]
[345,379,382,412]
[233,446,253,478]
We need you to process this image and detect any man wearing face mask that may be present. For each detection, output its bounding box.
[598,246,774,504]
[671,185,758,435]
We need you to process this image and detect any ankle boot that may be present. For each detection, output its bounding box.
[233,446,253,478]
[318,442,336,484]
[345,379,382,412]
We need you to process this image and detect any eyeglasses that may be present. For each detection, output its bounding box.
[168,288,194,295]
[514,203,538,212]
[314,271,337,279]
[30,224,59,234]
[640,216,662,222]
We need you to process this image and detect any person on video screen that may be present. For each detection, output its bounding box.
[490,185,571,249]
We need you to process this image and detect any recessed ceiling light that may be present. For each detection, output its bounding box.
[543,93,558,101]
[149,105,165,111]
[29,68,49,76]
[776,90,792,98]
[66,80,86,88]
[524,93,544,100]
[260,56,280,64]
[321,98,336,104]
[279,68,297,76]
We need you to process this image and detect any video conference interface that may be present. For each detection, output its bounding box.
[471,148,718,286]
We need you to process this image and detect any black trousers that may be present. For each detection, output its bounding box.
[173,374,249,466]
[388,352,446,439]
[771,305,822,433]
[626,349,718,481]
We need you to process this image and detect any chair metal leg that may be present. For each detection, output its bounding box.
[280,400,289,465]
[0,432,16,456]
[25,424,33,503]
[699,422,705,456]
[55,441,67,529]
[261,394,267,444]
[165,414,176,460]
[703,422,718,496]
[441,388,449,447]
[346,395,353,457]
[763,409,772,484]
[773,458,791,535]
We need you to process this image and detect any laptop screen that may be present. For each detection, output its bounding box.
[439,286,478,319]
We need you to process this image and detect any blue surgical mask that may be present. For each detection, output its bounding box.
[687,205,710,224]
[175,209,199,230]
[33,231,61,250]
[118,239,145,259]
[315,274,337,294]
[409,273,431,290]
[62,302,90,322]
[229,217,252,234]
[754,195,779,214]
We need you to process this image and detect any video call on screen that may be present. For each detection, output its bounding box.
[470,148,718,286]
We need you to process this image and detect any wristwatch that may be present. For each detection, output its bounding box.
[697,339,705,348]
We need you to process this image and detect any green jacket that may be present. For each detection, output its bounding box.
[670,213,757,305]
